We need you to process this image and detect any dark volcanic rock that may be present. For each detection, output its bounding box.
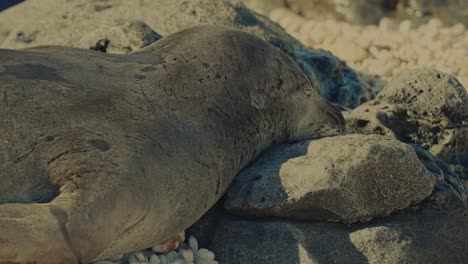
[194,197,468,264]
[191,143,467,263]
[345,69,468,180]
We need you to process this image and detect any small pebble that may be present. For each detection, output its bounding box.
[149,254,161,264]
[128,255,138,262]
[110,254,124,261]
[188,236,198,252]
[379,17,397,32]
[166,251,179,263]
[399,20,412,33]
[451,23,466,36]
[198,249,215,261]
[135,252,147,262]
[159,255,168,264]
[179,249,194,263]
[170,259,186,264]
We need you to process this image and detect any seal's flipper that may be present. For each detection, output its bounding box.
[0,201,79,264]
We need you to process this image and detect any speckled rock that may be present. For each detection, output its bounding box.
[225,134,436,223]
[411,144,468,203]
[0,0,371,108]
[206,202,468,264]
[194,148,467,264]
[345,69,468,179]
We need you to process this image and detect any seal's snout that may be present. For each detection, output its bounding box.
[288,94,346,142]
[317,102,346,136]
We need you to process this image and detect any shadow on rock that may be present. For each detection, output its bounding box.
[188,208,368,264]
[0,0,23,12]
[187,142,366,263]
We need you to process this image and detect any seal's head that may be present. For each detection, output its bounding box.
[202,26,346,143]
[236,33,346,142]
[137,25,345,147]
[286,78,346,142]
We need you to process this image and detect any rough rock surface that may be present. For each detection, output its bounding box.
[225,134,435,223]
[345,69,468,179]
[0,26,345,264]
[411,144,468,203]
[0,0,371,108]
[196,182,468,264]
[206,209,467,264]
[189,146,468,264]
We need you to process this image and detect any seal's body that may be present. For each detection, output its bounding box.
[0,26,344,263]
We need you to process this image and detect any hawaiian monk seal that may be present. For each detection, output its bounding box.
[0,26,344,263]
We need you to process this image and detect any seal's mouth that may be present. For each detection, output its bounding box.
[312,121,345,138]
[310,101,346,138]
[287,100,346,143]
[324,103,347,135]
[303,116,345,140]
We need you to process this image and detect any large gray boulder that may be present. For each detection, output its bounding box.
[411,144,468,203]
[225,134,436,223]
[206,208,468,264]
[345,69,468,180]
[190,146,468,264]
[0,0,371,108]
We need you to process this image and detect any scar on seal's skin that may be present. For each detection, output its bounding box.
[87,139,110,152]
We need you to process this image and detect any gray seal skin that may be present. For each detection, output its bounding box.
[0,26,344,263]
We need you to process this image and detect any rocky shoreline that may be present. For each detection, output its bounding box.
[0,1,467,264]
